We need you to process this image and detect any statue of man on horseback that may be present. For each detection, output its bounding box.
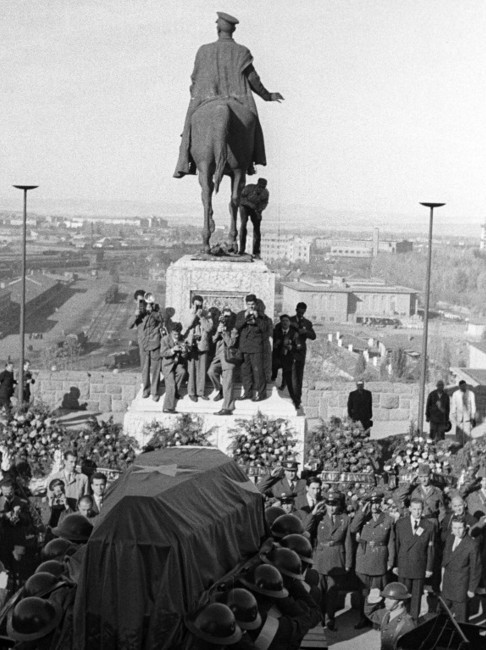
[173,12,283,253]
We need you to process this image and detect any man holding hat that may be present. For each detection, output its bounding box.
[308,490,352,631]
[364,583,416,650]
[350,491,396,629]
[347,380,373,432]
[174,12,283,179]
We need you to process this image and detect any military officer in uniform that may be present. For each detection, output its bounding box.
[364,582,416,650]
[308,490,352,631]
[270,460,306,499]
[350,491,395,629]
[410,464,445,523]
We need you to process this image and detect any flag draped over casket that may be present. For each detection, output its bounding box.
[72,447,266,650]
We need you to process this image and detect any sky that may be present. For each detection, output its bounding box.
[1,0,486,225]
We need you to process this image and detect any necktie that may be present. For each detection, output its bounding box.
[414,520,419,534]
[452,538,460,552]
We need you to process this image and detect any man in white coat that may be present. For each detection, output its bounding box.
[451,380,477,444]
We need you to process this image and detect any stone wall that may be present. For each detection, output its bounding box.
[34,370,140,417]
[32,371,486,430]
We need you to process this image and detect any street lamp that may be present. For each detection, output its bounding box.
[417,201,445,434]
[13,184,38,407]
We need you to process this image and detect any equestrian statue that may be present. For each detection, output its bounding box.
[173,12,283,254]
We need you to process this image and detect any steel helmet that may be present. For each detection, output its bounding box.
[381,582,412,600]
[35,561,65,578]
[23,572,60,599]
[41,538,77,561]
[52,513,93,542]
[264,506,285,528]
[185,603,242,645]
[260,547,304,580]
[280,533,313,565]
[221,588,262,631]
[239,564,289,599]
[270,514,304,539]
[7,597,62,641]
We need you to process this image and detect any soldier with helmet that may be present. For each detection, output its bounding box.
[238,564,316,650]
[307,490,352,631]
[364,582,416,650]
[185,602,244,649]
[350,490,395,629]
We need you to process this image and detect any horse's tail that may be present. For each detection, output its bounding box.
[214,104,230,193]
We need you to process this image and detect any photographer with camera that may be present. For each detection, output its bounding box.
[182,295,213,402]
[139,293,162,401]
[234,294,268,401]
[128,289,148,372]
[160,321,188,413]
[207,307,237,415]
[44,478,74,530]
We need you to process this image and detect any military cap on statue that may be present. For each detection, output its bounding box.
[216,12,239,25]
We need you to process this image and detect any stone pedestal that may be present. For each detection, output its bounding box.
[123,386,306,463]
[165,255,276,318]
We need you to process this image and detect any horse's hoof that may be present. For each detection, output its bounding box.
[209,219,216,234]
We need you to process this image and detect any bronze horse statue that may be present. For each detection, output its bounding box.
[190,98,256,254]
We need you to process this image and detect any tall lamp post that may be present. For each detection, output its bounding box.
[417,201,445,433]
[13,184,38,406]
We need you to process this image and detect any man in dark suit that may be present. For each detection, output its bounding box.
[271,314,299,405]
[90,472,107,516]
[234,294,269,401]
[160,322,188,413]
[307,490,352,631]
[347,379,373,431]
[289,302,316,410]
[394,497,435,621]
[425,379,450,441]
[294,476,323,528]
[441,517,482,622]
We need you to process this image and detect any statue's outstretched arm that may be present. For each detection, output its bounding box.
[245,65,284,102]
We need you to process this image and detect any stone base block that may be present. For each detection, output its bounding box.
[165,255,276,318]
[124,386,306,463]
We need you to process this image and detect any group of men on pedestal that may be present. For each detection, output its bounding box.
[258,459,486,637]
[129,290,316,415]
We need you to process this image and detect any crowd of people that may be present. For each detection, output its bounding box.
[128,291,316,415]
[254,459,486,639]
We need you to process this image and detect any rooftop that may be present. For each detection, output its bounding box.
[469,341,486,354]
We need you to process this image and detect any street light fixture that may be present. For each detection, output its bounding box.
[417,201,445,434]
[13,184,38,407]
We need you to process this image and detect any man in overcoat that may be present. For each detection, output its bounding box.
[394,497,435,621]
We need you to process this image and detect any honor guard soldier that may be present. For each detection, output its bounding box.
[350,491,395,629]
[307,490,352,631]
[364,583,416,650]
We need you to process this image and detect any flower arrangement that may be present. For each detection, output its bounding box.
[449,437,486,489]
[73,417,139,472]
[382,423,455,486]
[0,408,71,478]
[229,412,298,475]
[141,413,212,450]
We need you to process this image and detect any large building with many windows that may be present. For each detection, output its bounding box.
[260,234,311,263]
[282,277,418,323]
